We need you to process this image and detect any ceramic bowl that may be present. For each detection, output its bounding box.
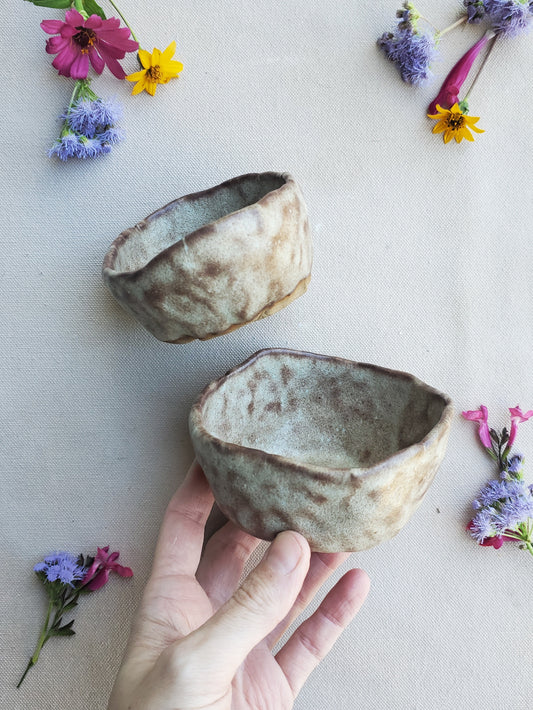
[102,172,312,343]
[189,349,453,552]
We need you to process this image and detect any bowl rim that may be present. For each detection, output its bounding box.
[189,348,454,479]
[102,171,298,280]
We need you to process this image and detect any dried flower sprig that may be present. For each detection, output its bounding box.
[463,406,533,555]
[17,546,132,688]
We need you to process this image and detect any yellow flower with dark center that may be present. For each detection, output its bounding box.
[126,41,183,96]
[428,103,484,144]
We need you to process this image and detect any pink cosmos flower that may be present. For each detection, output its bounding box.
[462,405,491,448]
[82,546,133,591]
[428,30,495,115]
[508,405,533,448]
[41,10,139,80]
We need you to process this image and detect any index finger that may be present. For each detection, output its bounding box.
[151,460,214,579]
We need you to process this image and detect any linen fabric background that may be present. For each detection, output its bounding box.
[1,1,532,708]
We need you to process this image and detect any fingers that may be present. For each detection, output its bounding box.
[196,521,262,610]
[180,531,311,683]
[266,551,351,649]
[151,460,214,580]
[276,568,370,700]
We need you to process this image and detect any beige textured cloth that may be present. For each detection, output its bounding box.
[1,2,532,708]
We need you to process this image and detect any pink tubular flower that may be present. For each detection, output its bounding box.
[462,405,491,448]
[41,10,139,80]
[82,546,133,591]
[428,30,495,114]
[508,406,533,448]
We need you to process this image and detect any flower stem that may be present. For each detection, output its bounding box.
[463,34,497,103]
[106,0,139,43]
[17,598,54,688]
[437,15,467,38]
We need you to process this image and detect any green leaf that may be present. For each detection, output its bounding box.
[61,599,79,613]
[84,0,106,19]
[51,627,76,637]
[23,0,72,8]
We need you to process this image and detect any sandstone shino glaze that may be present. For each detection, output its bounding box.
[189,349,454,552]
[102,173,312,343]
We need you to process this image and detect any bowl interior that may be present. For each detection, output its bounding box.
[112,173,286,273]
[200,352,447,469]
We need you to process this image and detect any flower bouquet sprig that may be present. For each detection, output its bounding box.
[18,546,132,687]
[23,0,184,159]
[463,405,533,555]
[378,1,533,144]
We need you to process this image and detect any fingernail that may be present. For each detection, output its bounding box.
[266,531,306,575]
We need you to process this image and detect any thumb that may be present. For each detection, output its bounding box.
[190,531,310,678]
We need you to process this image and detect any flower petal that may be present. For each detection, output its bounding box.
[126,70,147,82]
[69,51,90,79]
[89,46,105,74]
[138,48,153,68]
[85,14,103,29]
[40,19,65,35]
[65,9,85,27]
[162,41,177,60]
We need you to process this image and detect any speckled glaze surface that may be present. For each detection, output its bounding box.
[102,173,312,343]
[189,349,454,552]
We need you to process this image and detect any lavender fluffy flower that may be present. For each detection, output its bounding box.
[484,0,533,36]
[48,132,82,161]
[378,29,437,85]
[464,0,486,23]
[34,552,86,586]
[470,509,498,542]
[507,454,524,474]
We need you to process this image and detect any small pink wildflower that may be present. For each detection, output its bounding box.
[508,406,533,448]
[82,546,133,591]
[462,405,491,448]
[41,10,138,80]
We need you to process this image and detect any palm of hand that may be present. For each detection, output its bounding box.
[108,463,369,710]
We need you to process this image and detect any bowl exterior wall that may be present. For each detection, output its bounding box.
[189,409,452,553]
[103,174,312,342]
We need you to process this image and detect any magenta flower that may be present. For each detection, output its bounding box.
[462,405,491,448]
[508,405,533,448]
[41,10,139,80]
[428,30,494,115]
[82,546,133,591]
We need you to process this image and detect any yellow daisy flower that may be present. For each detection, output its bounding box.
[428,103,484,144]
[126,41,183,96]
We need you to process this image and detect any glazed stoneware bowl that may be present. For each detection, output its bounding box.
[102,172,312,343]
[189,349,453,552]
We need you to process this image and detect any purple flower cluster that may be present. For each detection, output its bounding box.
[464,0,486,23]
[34,552,86,586]
[378,3,437,86]
[49,97,124,161]
[483,0,533,36]
[469,464,533,544]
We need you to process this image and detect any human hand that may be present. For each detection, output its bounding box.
[108,461,370,710]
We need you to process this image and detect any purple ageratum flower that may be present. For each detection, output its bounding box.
[378,29,437,85]
[48,132,82,161]
[98,126,125,146]
[67,98,123,139]
[506,454,524,475]
[464,0,487,23]
[34,552,86,586]
[484,0,533,36]
[469,509,498,542]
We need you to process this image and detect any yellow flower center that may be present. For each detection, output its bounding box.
[147,65,163,81]
[74,27,97,54]
[447,113,465,130]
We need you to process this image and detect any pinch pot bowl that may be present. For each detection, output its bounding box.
[189,349,453,552]
[102,172,312,343]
